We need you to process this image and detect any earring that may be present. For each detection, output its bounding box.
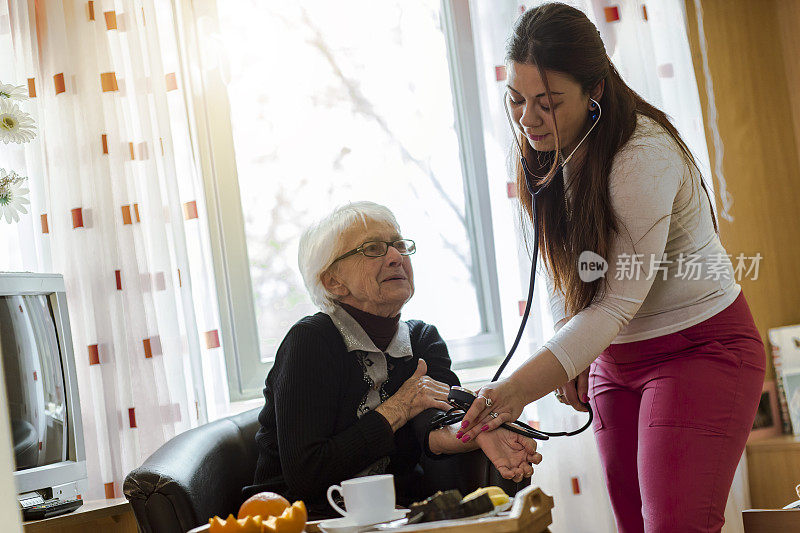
[589,101,599,123]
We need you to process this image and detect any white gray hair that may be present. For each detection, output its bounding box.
[298,201,401,312]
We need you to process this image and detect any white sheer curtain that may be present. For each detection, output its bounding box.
[471,1,746,532]
[0,0,229,500]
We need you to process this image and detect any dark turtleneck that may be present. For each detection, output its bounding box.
[338,302,400,351]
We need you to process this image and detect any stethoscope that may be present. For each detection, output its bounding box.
[429,95,602,440]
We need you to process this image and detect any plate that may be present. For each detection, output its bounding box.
[372,502,513,531]
[319,509,408,533]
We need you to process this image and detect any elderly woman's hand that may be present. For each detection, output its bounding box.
[375,359,453,431]
[475,428,542,482]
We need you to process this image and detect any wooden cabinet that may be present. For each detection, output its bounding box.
[743,509,800,533]
[746,435,800,508]
[22,498,137,533]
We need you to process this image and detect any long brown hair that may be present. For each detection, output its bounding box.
[507,2,717,316]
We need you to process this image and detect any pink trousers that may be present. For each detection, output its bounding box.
[589,291,765,532]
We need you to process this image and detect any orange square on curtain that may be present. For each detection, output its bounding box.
[100,72,119,92]
[88,344,100,365]
[161,403,182,423]
[642,5,648,20]
[104,482,115,499]
[165,73,178,91]
[128,408,137,428]
[150,336,163,356]
[121,205,132,225]
[154,271,166,291]
[143,338,153,358]
[128,142,135,160]
[88,1,95,21]
[571,477,581,495]
[205,330,221,349]
[657,63,674,78]
[53,73,66,95]
[115,270,122,290]
[506,182,516,198]
[133,203,140,222]
[177,268,182,287]
[27,78,36,98]
[604,6,620,22]
[104,11,117,30]
[183,200,198,220]
[40,214,49,234]
[71,208,84,228]
[101,134,109,154]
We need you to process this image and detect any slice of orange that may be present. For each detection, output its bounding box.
[208,514,265,533]
[262,501,307,533]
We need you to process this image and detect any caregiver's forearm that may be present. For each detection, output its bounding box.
[507,346,570,406]
[428,423,480,454]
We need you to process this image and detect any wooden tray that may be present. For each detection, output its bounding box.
[188,485,553,533]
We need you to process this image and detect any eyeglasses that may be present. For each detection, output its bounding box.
[331,239,416,264]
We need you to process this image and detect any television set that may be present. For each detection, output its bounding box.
[0,272,87,503]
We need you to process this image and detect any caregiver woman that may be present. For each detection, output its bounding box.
[458,4,765,532]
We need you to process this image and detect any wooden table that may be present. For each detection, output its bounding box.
[22,498,137,533]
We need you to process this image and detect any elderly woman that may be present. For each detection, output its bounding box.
[246,202,540,517]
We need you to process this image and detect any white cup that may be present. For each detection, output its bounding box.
[326,474,396,524]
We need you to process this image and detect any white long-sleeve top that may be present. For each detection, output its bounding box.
[543,114,740,380]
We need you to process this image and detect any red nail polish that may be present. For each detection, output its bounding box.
[481,425,489,432]
[461,420,470,428]
[456,431,463,439]
[463,435,471,442]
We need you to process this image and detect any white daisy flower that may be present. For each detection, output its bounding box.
[0,82,28,101]
[0,178,30,224]
[0,98,36,144]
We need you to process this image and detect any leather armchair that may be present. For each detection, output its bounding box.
[123,408,261,533]
[123,407,526,532]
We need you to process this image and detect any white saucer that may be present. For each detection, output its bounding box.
[319,509,408,533]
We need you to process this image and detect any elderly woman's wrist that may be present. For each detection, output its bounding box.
[430,425,479,454]
[375,401,407,431]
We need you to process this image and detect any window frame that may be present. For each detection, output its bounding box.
[176,0,506,401]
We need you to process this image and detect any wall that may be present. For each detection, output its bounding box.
[683,0,800,378]
[775,1,800,187]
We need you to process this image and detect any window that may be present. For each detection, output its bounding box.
[180,0,504,400]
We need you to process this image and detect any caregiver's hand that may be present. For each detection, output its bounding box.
[475,427,542,482]
[455,379,526,443]
[554,367,590,413]
[376,359,452,431]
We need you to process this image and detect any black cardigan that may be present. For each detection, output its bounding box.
[246,312,460,516]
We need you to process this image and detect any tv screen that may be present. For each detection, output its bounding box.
[0,294,69,471]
